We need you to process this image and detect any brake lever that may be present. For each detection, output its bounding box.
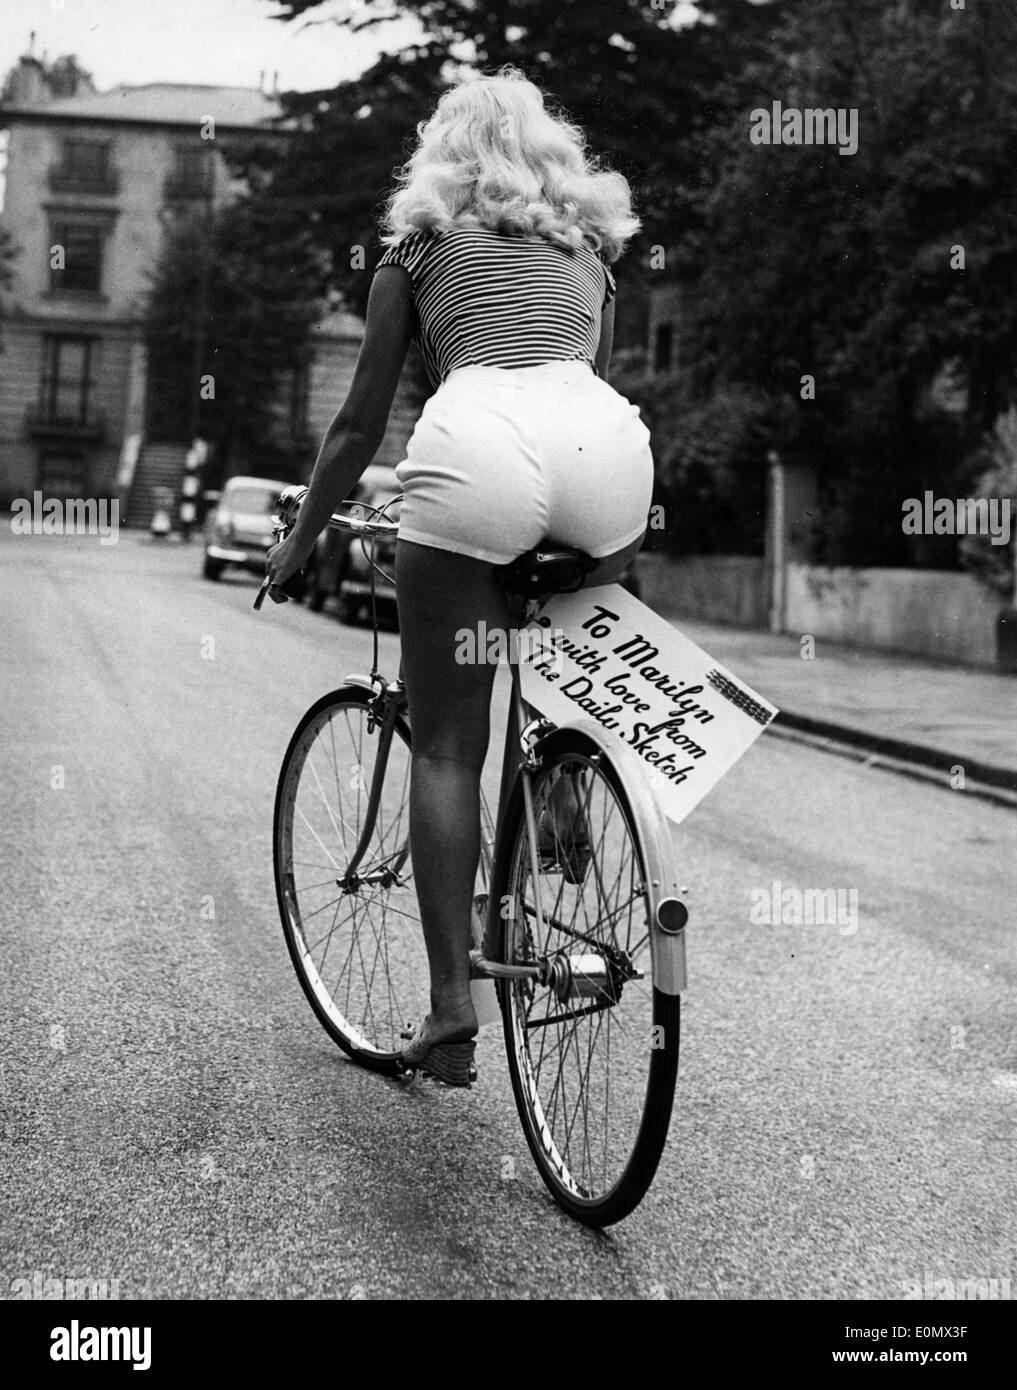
[254,495,306,610]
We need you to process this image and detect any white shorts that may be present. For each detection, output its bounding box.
[395,360,654,565]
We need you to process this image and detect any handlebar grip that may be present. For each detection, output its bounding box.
[253,569,304,610]
[253,485,310,610]
[274,571,305,601]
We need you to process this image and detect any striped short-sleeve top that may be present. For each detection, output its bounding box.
[374,225,616,386]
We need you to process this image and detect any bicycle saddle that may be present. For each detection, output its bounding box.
[498,544,598,598]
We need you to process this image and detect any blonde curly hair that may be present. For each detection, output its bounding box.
[381,67,640,263]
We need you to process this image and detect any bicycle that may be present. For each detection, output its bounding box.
[256,484,689,1226]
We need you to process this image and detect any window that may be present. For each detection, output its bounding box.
[654,322,673,375]
[224,485,277,515]
[53,138,115,192]
[166,144,214,201]
[39,336,94,423]
[38,451,86,497]
[50,219,104,292]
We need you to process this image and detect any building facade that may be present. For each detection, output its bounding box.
[0,57,414,521]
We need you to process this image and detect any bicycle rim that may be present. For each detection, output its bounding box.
[274,688,425,1071]
[498,742,680,1224]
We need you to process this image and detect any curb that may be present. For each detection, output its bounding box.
[768,710,1017,807]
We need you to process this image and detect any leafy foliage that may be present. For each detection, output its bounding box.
[261,0,773,315]
[264,0,1017,569]
[40,55,97,98]
[958,409,1017,602]
[0,52,96,101]
[144,194,325,480]
[678,0,1017,565]
[612,349,783,555]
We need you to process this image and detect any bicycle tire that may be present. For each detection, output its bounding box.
[273,684,419,1074]
[274,682,498,1075]
[493,728,680,1225]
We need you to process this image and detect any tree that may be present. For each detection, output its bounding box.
[676,0,1017,565]
[41,55,96,98]
[958,409,1016,602]
[262,0,774,316]
[0,52,95,102]
[266,0,1017,567]
[144,189,326,480]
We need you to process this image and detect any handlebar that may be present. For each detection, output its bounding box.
[254,483,402,610]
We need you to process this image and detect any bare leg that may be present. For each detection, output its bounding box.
[396,539,510,1049]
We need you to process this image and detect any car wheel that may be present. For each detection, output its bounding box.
[203,557,223,581]
[307,586,326,613]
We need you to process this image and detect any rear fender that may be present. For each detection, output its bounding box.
[535,718,687,995]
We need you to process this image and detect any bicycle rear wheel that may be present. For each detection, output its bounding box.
[494,732,680,1225]
[274,685,424,1072]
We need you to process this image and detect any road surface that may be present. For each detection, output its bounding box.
[1,531,1014,1300]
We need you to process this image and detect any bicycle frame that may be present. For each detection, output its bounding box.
[269,487,688,1222]
[334,672,412,891]
[339,590,560,990]
[475,601,558,985]
[268,490,686,997]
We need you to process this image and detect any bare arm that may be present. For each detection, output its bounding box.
[274,266,415,563]
[594,298,615,382]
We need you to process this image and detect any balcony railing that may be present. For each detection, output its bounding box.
[48,164,120,196]
[26,404,107,442]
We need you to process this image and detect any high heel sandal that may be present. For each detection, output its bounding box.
[399,1020,477,1087]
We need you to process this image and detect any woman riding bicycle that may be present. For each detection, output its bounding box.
[267,67,653,1084]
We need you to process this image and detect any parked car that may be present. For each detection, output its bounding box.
[302,465,401,622]
[202,476,299,589]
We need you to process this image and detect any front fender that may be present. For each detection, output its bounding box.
[341,673,378,696]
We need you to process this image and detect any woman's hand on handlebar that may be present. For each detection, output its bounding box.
[266,533,307,591]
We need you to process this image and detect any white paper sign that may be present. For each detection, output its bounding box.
[518,584,779,823]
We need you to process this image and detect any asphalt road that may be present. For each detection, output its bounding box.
[1,530,1014,1300]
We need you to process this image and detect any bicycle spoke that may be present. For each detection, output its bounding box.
[277,696,428,1059]
[505,748,669,1214]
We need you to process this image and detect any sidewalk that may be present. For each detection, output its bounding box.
[641,580,1017,794]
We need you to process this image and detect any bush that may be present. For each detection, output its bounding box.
[610,354,779,557]
[958,408,1017,601]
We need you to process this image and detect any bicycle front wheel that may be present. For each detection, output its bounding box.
[494,732,680,1225]
[274,685,425,1072]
